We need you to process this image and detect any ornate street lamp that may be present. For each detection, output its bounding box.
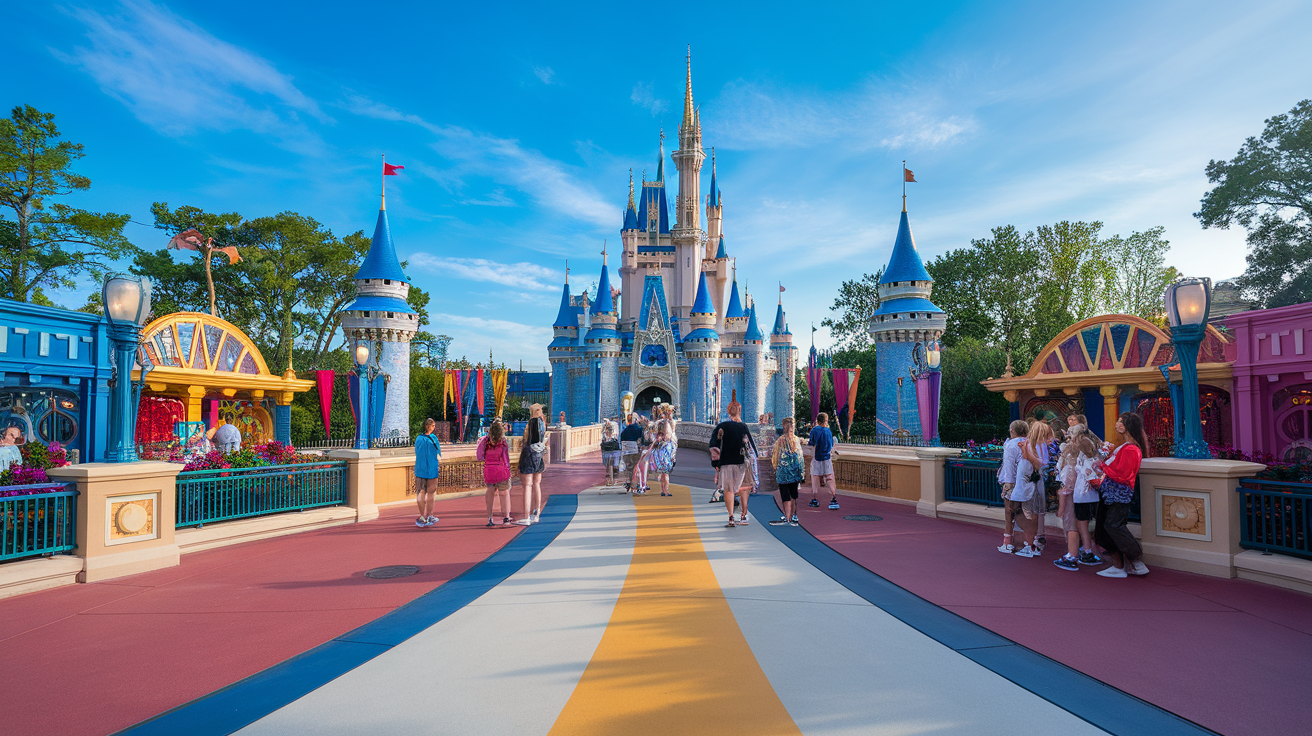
[354,339,372,450]
[910,340,943,443]
[1164,277,1212,459]
[103,274,153,462]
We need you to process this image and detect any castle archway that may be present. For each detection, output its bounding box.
[635,385,673,415]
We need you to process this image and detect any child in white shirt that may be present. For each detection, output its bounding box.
[997,419,1039,556]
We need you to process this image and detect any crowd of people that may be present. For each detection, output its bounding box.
[997,410,1150,578]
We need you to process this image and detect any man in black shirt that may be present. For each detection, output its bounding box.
[709,399,757,527]
[619,413,644,491]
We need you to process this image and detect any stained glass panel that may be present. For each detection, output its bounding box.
[1152,343,1174,366]
[1041,352,1063,374]
[1059,337,1088,372]
[177,322,195,364]
[1098,339,1115,370]
[1135,329,1156,368]
[1080,327,1102,361]
[154,330,180,367]
[239,353,258,374]
[143,342,160,366]
[192,344,207,370]
[205,325,224,365]
[219,338,243,372]
[1123,329,1141,369]
[1110,324,1131,362]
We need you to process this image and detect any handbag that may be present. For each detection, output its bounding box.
[708,428,723,461]
[528,418,546,454]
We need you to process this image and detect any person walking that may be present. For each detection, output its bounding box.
[710,399,757,527]
[413,418,442,528]
[517,403,547,525]
[620,413,643,492]
[478,420,514,527]
[649,419,679,496]
[770,417,805,526]
[601,420,623,486]
[1093,413,1150,578]
[807,413,840,510]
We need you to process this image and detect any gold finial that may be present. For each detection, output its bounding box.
[601,239,608,265]
[683,45,695,123]
[565,258,569,285]
[628,169,635,212]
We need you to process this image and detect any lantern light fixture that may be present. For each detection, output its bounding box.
[102,274,153,327]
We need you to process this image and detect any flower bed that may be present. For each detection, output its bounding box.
[0,442,71,492]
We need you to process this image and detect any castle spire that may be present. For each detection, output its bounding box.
[656,129,665,183]
[682,45,695,132]
[707,148,721,207]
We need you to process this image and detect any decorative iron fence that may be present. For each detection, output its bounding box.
[834,459,891,493]
[176,461,348,528]
[944,458,1004,507]
[848,434,969,449]
[1238,478,1311,560]
[1,483,78,562]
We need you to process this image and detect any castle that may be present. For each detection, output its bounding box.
[549,56,798,426]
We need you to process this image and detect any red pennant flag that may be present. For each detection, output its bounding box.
[904,168,916,183]
[384,163,404,175]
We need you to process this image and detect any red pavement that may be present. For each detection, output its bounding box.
[0,457,603,736]
[802,491,1312,736]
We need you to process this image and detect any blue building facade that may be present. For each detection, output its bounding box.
[0,298,113,463]
[869,205,946,438]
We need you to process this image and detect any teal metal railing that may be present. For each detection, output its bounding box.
[1238,478,1311,560]
[945,458,1004,507]
[176,461,348,528]
[1,483,78,562]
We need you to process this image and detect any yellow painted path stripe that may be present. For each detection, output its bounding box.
[548,486,803,736]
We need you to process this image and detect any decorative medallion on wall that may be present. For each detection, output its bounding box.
[1156,488,1211,541]
[107,492,159,545]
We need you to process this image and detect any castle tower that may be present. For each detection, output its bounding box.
[683,271,721,422]
[723,274,747,344]
[585,253,622,422]
[340,196,419,440]
[770,299,796,425]
[670,48,705,325]
[869,204,945,438]
[742,303,766,422]
[549,278,580,424]
[620,171,641,329]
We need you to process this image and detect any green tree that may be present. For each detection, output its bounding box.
[925,248,993,345]
[936,337,1011,443]
[412,332,453,368]
[1197,99,1312,307]
[0,105,133,305]
[971,225,1039,370]
[820,268,882,349]
[1102,227,1178,322]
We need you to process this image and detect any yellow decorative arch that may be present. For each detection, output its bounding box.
[1020,314,1229,379]
[134,312,313,423]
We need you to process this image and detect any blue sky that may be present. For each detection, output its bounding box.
[7,0,1312,366]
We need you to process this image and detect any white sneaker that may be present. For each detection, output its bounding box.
[1014,545,1039,558]
[1129,560,1150,576]
[997,543,1015,554]
[426,516,439,524]
[737,514,749,525]
[1097,566,1128,578]
[531,511,541,524]
[415,517,430,528]
[515,518,533,526]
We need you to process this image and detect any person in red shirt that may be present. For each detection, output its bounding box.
[1092,412,1149,578]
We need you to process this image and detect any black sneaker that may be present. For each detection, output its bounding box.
[809,498,820,508]
[769,519,788,526]
[1053,556,1079,572]
[1078,550,1103,566]
[828,497,840,510]
[791,515,799,523]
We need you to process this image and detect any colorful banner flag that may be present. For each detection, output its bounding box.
[314,369,335,439]
[806,346,822,424]
[847,367,862,439]
[371,374,387,441]
[384,163,404,175]
[832,368,850,437]
[476,369,485,416]
[491,370,508,418]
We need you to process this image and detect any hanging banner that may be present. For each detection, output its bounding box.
[454,370,466,442]
[476,369,485,416]
[806,346,821,424]
[594,361,602,424]
[492,369,508,418]
[442,369,455,420]
[915,371,942,442]
[847,367,862,439]
[315,369,335,439]
[347,370,361,442]
[832,368,850,438]
[371,373,387,441]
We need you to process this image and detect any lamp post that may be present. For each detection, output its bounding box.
[1164,277,1212,459]
[103,274,153,462]
[354,340,372,450]
[910,340,943,443]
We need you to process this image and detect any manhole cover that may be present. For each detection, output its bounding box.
[365,565,420,579]
[843,514,883,522]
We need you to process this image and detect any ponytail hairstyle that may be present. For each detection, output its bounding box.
[1119,412,1149,454]
[488,419,505,447]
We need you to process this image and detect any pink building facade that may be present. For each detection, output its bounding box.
[1227,301,1312,461]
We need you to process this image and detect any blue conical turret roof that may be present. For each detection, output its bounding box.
[692,271,715,315]
[708,162,721,207]
[623,204,638,230]
[655,139,664,183]
[725,279,745,320]
[879,210,932,284]
[745,305,764,342]
[715,235,727,259]
[772,302,790,335]
[355,209,410,283]
[553,282,574,328]
[591,261,614,315]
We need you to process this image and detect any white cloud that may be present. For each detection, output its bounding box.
[459,188,516,207]
[630,82,668,116]
[410,254,561,292]
[56,0,327,151]
[433,313,554,366]
[343,95,617,229]
[532,65,555,85]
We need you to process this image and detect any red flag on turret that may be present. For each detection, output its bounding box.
[384,163,404,175]
[904,168,916,182]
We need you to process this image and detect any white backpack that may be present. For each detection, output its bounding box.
[1072,455,1099,504]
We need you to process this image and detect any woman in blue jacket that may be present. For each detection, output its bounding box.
[414,418,442,527]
